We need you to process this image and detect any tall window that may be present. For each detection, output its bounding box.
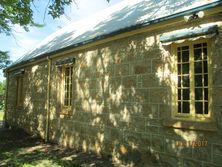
[175,41,211,117]
[16,76,23,107]
[63,66,73,107]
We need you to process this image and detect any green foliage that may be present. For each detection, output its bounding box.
[0,0,110,35]
[0,111,4,120]
[0,80,6,111]
[0,51,11,69]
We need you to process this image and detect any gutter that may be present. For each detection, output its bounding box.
[45,56,51,142]
[6,0,222,70]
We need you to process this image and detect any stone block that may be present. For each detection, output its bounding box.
[128,116,146,133]
[192,146,211,162]
[183,159,202,167]
[142,74,160,88]
[132,89,149,103]
[142,103,159,118]
[122,76,137,88]
[159,154,183,167]
[151,58,163,73]
[213,154,222,166]
[151,134,164,152]
[146,125,160,134]
[150,88,167,103]
[115,64,129,76]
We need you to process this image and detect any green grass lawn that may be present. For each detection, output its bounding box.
[0,111,4,121]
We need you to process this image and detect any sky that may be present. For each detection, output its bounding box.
[0,0,121,81]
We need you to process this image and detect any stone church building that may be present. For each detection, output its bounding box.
[4,0,222,166]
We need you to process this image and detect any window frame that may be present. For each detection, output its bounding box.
[60,65,73,114]
[171,39,213,122]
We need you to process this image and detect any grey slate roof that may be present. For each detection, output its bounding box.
[11,0,222,67]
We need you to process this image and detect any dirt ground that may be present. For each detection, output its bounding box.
[0,127,117,167]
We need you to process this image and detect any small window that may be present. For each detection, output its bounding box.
[62,66,73,110]
[173,40,211,120]
[16,76,23,107]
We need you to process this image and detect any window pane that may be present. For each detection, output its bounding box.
[203,61,208,73]
[178,102,181,113]
[178,89,181,100]
[177,52,181,63]
[182,50,189,62]
[203,43,207,47]
[195,75,202,87]
[195,88,203,100]
[182,63,189,74]
[204,102,208,114]
[194,48,202,61]
[65,68,69,76]
[203,48,207,60]
[177,64,181,75]
[64,99,68,106]
[195,102,203,114]
[178,76,181,87]
[182,102,190,113]
[194,44,201,48]
[182,89,190,100]
[204,88,208,100]
[182,46,189,50]
[182,76,190,87]
[194,62,202,74]
[204,74,208,86]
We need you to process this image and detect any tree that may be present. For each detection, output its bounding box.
[0,0,72,35]
[0,0,110,36]
[0,0,109,69]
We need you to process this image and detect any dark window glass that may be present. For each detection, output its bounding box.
[195,102,203,114]
[182,63,189,74]
[204,74,208,86]
[178,102,181,113]
[195,88,203,100]
[178,64,181,75]
[194,48,202,61]
[178,52,181,62]
[182,46,189,50]
[178,89,181,100]
[203,48,207,60]
[182,76,190,87]
[182,102,190,113]
[194,62,202,74]
[204,102,208,114]
[182,50,189,62]
[203,61,208,73]
[203,43,207,47]
[195,75,202,87]
[64,99,68,106]
[183,89,190,100]
[178,76,181,87]
[194,44,202,48]
[204,88,208,100]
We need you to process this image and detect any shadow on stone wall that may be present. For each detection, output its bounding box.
[45,31,221,166]
[6,6,222,166]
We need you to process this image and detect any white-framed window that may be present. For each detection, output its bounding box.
[172,40,212,120]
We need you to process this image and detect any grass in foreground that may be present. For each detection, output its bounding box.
[0,111,4,121]
[0,128,114,167]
